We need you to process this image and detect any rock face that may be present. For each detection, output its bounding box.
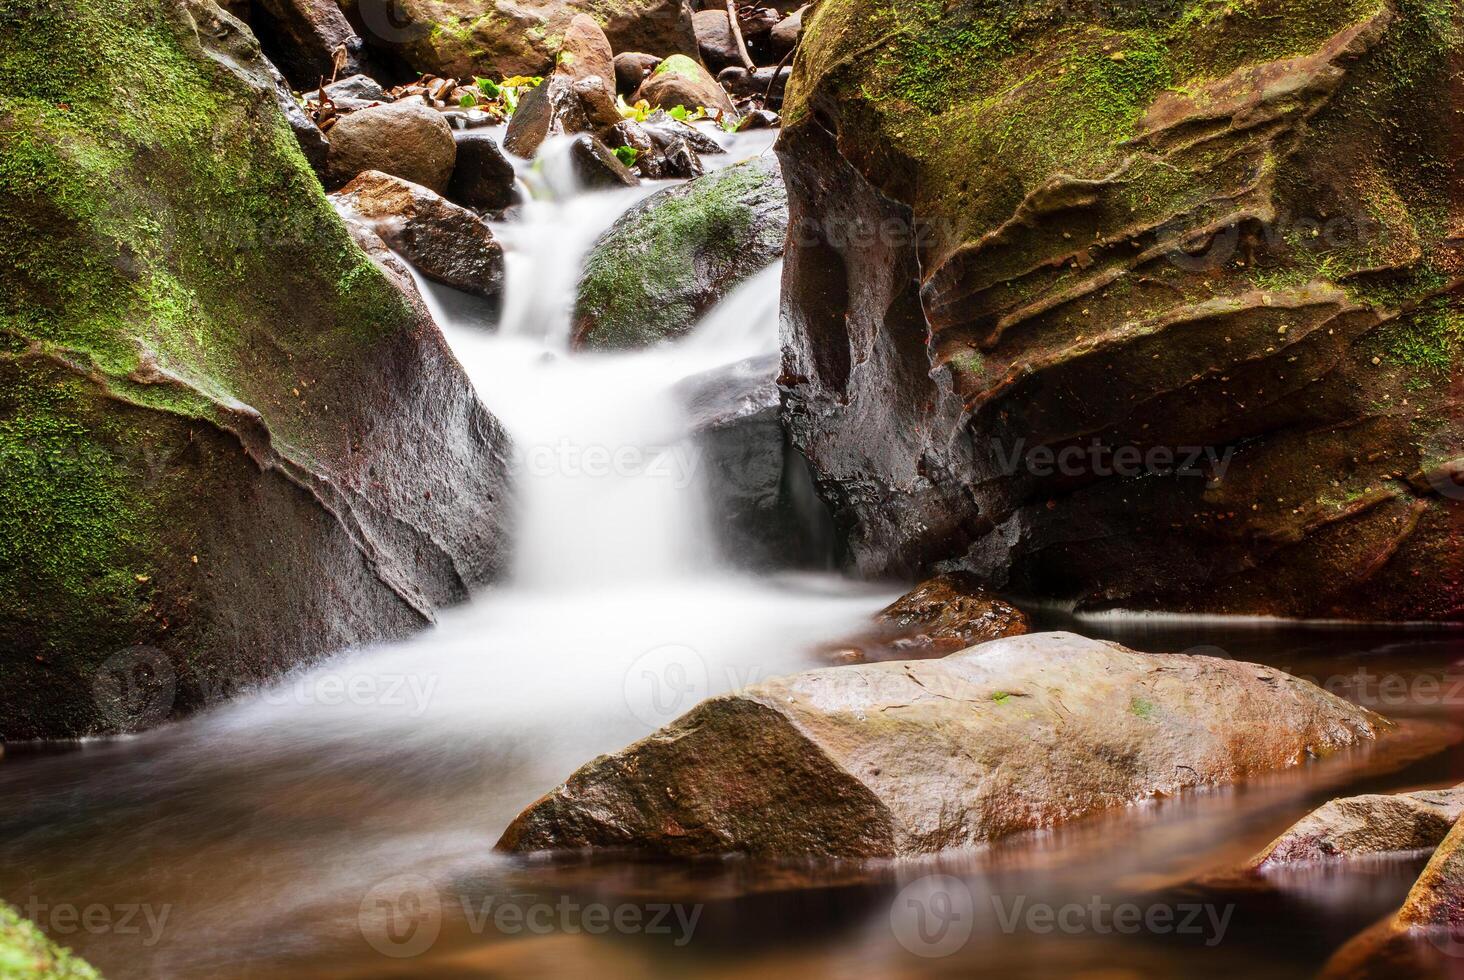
[636,53,736,113]
[252,0,363,88]
[573,156,787,349]
[1253,787,1464,866]
[777,0,1463,619]
[325,99,457,192]
[447,131,521,213]
[359,0,699,80]
[0,0,510,740]
[498,632,1387,857]
[693,8,742,72]
[332,170,506,301]
[555,13,616,92]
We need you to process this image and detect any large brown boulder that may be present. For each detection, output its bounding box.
[0,0,510,740]
[555,13,616,93]
[776,0,1463,619]
[332,170,506,301]
[325,99,457,192]
[635,53,736,114]
[350,0,698,80]
[693,8,742,72]
[1252,786,1464,867]
[498,632,1386,858]
[446,130,521,213]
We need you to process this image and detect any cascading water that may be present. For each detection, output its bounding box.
[4,127,1457,980]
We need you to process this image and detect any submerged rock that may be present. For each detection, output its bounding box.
[0,0,510,740]
[567,134,640,189]
[777,0,1463,620]
[573,156,787,349]
[1253,787,1464,867]
[498,632,1387,858]
[325,99,457,192]
[332,170,506,301]
[635,53,736,114]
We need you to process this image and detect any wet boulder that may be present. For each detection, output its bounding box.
[305,72,387,103]
[0,0,510,740]
[1252,787,1464,866]
[355,0,699,81]
[873,572,1029,655]
[777,0,1463,619]
[325,99,457,192]
[717,65,789,107]
[554,14,616,95]
[502,75,589,158]
[567,134,640,190]
[693,9,742,72]
[768,4,805,57]
[573,156,787,349]
[635,53,736,114]
[497,632,1387,858]
[447,131,521,213]
[332,171,506,301]
[614,52,662,95]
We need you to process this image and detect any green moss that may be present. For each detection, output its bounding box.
[1130,696,1156,719]
[0,901,100,979]
[576,160,784,349]
[1374,297,1464,373]
[654,54,703,79]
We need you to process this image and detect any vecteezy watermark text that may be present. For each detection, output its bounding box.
[990,438,1235,481]
[19,899,171,948]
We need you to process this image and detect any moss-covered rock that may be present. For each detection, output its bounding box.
[0,901,99,979]
[0,0,510,740]
[777,0,1462,619]
[345,0,698,80]
[572,156,787,349]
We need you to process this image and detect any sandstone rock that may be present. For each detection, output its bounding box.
[567,134,640,190]
[777,0,1463,619]
[555,14,616,94]
[573,156,786,349]
[253,0,363,88]
[325,99,456,192]
[502,75,588,158]
[636,53,736,114]
[572,75,622,130]
[332,171,506,301]
[614,51,662,95]
[497,632,1387,857]
[768,4,804,58]
[447,131,521,213]
[1252,787,1464,867]
[694,8,742,72]
[306,72,386,103]
[358,0,698,81]
[0,0,510,740]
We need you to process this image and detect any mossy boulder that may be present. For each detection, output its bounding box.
[0,0,511,740]
[346,0,699,80]
[635,52,736,112]
[777,0,1462,619]
[0,901,99,979]
[572,156,787,349]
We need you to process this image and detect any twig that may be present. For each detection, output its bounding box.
[726,0,756,72]
[763,38,797,104]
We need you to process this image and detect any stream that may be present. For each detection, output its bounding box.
[2,129,1462,979]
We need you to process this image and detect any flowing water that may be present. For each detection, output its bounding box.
[3,130,1463,979]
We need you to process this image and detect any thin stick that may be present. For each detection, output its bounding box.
[726,0,756,72]
[763,40,796,104]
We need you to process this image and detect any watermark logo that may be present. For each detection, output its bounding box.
[358,874,442,959]
[356,0,432,44]
[19,899,171,948]
[890,875,976,958]
[92,646,176,733]
[990,438,1235,481]
[512,440,702,489]
[623,644,709,728]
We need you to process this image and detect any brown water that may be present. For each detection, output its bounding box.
[4,614,1463,979]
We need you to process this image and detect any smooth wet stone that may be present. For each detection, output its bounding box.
[325,100,457,192]
[1252,787,1464,866]
[498,632,1388,858]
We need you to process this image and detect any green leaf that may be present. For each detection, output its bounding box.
[613,145,639,167]
[459,92,478,108]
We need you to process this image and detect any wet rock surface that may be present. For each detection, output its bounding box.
[567,133,640,189]
[1253,786,1464,867]
[331,170,506,301]
[251,0,362,88]
[777,0,1463,620]
[498,632,1388,858]
[325,99,457,192]
[635,53,736,114]
[446,131,521,213]
[0,0,510,740]
[573,156,787,349]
